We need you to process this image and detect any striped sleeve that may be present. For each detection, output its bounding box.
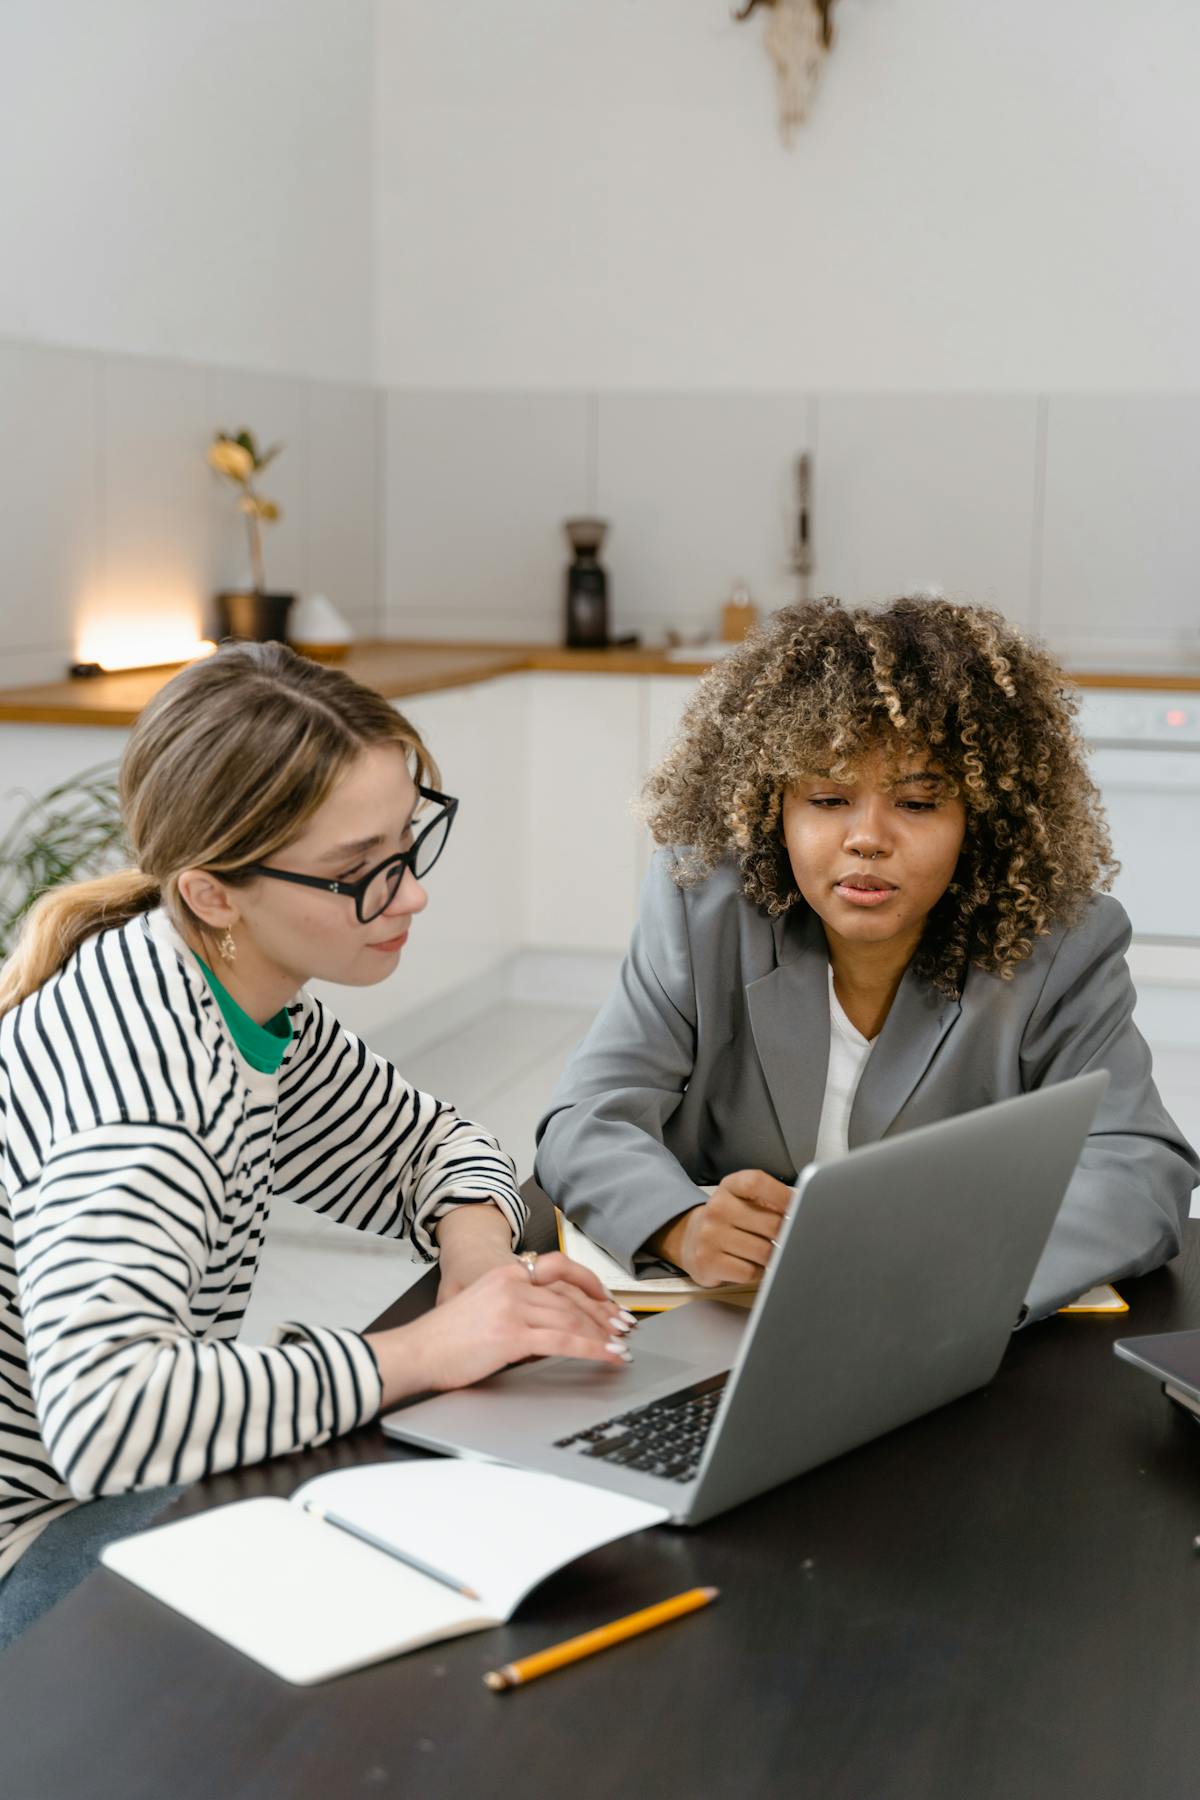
[275,994,526,1260]
[13,1123,382,1500]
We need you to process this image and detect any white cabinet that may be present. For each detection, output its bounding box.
[522,673,648,953]
[637,675,702,886]
[0,725,129,842]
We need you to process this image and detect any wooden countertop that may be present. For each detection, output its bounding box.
[0,642,716,725]
[0,640,1197,727]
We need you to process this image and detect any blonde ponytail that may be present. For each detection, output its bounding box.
[0,869,161,1019]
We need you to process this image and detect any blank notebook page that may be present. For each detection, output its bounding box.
[103,1497,484,1684]
[294,1459,668,1616]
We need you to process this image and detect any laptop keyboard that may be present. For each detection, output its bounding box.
[553,1372,728,1484]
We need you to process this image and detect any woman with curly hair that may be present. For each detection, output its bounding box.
[536,597,1197,1320]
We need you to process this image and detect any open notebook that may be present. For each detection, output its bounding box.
[101,1459,667,1684]
[557,1205,757,1313]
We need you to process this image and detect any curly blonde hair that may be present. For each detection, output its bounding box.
[641,597,1116,996]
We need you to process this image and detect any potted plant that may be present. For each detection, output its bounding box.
[0,765,125,960]
[208,429,294,643]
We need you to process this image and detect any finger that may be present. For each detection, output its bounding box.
[525,1287,619,1344]
[716,1170,794,1217]
[532,1252,614,1305]
[701,1253,764,1287]
[542,1278,637,1336]
[707,1193,784,1245]
[708,1222,777,1271]
[522,1327,631,1366]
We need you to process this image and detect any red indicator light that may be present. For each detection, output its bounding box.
[1165,709,1188,728]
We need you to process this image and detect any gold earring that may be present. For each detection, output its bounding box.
[218,927,237,964]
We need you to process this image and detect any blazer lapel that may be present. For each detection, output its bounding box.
[849,968,961,1147]
[746,908,832,1175]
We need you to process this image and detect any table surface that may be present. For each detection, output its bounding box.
[4,1229,1200,1800]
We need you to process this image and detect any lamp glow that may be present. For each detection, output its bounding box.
[74,618,218,675]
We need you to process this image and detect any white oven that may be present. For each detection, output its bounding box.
[1078,689,1200,1049]
[1079,690,1200,944]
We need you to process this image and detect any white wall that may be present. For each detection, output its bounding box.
[0,0,375,384]
[0,2,380,680]
[381,388,1200,672]
[374,0,1200,392]
[0,339,381,684]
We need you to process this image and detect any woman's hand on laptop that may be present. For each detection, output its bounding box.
[650,1170,793,1288]
[366,1255,635,1407]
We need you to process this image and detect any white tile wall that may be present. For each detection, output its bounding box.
[99,353,226,644]
[7,359,1200,694]
[0,339,101,667]
[813,394,1042,623]
[0,334,380,674]
[306,380,382,640]
[595,393,814,642]
[382,390,590,642]
[1040,396,1200,662]
[383,387,1200,660]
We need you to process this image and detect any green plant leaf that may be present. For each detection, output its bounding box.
[0,762,126,961]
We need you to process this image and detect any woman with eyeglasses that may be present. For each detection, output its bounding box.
[0,641,629,1646]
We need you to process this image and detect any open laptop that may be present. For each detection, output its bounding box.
[384,1072,1107,1525]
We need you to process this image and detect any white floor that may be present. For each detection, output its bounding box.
[240,1000,1200,1344]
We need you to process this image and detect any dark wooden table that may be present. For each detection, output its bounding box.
[5,1224,1200,1800]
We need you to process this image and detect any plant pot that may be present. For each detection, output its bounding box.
[216,591,295,645]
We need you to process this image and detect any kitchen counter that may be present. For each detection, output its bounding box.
[0,640,1197,726]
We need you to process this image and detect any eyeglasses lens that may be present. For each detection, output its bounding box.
[413,810,450,879]
[360,810,452,922]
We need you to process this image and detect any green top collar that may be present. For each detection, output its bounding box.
[193,955,294,1074]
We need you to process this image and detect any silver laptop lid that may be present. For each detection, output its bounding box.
[684,1070,1108,1523]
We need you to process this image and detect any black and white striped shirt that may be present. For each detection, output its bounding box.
[0,908,525,1577]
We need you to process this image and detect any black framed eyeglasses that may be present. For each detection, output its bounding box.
[244,786,459,924]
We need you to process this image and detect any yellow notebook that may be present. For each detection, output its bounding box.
[1059,1284,1128,1314]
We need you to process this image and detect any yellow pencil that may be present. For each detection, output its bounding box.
[483,1586,719,1691]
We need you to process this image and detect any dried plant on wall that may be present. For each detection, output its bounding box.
[734,0,838,145]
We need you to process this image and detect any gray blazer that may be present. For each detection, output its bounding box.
[535,852,1198,1320]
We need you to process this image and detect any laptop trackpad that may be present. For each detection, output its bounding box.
[482,1349,692,1398]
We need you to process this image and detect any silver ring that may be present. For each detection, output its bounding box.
[519,1251,539,1282]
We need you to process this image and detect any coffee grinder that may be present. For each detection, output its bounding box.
[563,518,610,648]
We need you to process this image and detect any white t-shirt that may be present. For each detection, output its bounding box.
[812,966,876,1164]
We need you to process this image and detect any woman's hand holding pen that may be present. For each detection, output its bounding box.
[650,1170,793,1288]
[365,1253,636,1409]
